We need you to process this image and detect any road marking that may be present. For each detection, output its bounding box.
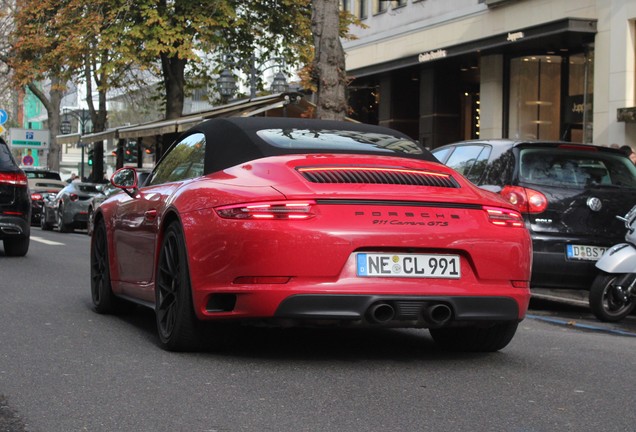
[31,236,65,246]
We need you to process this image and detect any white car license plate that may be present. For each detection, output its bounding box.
[566,244,607,261]
[356,253,460,278]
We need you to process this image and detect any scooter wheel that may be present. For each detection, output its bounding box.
[589,272,636,322]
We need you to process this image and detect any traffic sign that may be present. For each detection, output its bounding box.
[0,109,7,125]
[0,125,5,134]
[8,128,50,149]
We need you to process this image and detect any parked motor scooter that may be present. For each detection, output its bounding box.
[590,204,636,322]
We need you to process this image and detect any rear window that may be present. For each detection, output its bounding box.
[257,129,424,156]
[33,181,64,189]
[24,170,61,180]
[519,148,636,189]
[442,145,492,183]
[77,184,100,194]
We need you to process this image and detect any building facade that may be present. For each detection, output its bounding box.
[342,0,636,149]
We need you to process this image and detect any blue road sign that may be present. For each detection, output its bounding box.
[0,109,7,125]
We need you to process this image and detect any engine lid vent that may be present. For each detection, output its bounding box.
[296,166,459,188]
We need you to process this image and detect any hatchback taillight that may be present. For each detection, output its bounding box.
[31,193,43,201]
[216,201,316,220]
[0,172,28,186]
[500,186,547,214]
[69,193,79,202]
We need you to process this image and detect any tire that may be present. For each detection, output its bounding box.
[87,206,94,236]
[589,272,636,322]
[57,205,71,233]
[429,321,519,352]
[90,220,119,314]
[155,223,202,351]
[40,210,53,231]
[3,236,29,257]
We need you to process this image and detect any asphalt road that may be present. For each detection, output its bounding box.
[1,228,635,432]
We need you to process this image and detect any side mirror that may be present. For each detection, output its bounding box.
[111,168,138,198]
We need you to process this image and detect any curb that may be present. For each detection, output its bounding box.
[527,314,636,337]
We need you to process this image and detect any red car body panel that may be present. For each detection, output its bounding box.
[100,152,531,322]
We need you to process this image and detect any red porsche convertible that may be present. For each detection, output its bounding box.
[91,117,531,352]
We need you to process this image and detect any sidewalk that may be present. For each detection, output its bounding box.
[529,287,636,337]
[531,287,589,307]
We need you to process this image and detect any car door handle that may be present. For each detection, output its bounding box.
[144,210,157,221]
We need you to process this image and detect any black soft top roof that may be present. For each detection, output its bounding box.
[175,117,437,174]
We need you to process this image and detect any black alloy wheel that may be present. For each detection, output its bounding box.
[56,204,71,233]
[90,220,118,314]
[40,209,52,230]
[155,223,201,351]
[589,272,636,322]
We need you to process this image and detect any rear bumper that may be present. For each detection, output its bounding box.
[0,215,30,239]
[531,234,614,289]
[274,294,521,323]
[192,282,530,327]
[63,204,90,225]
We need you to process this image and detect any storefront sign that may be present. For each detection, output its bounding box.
[565,95,589,124]
[507,31,525,42]
[617,107,636,123]
[418,49,447,63]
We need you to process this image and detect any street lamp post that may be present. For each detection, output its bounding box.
[218,53,289,101]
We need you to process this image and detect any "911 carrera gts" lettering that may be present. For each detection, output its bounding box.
[372,220,449,226]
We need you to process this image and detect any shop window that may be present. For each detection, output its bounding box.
[508,55,561,140]
[462,89,480,140]
[374,0,387,14]
[564,53,592,143]
[353,0,368,19]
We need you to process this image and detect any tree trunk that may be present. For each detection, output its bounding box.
[162,53,187,120]
[84,57,111,182]
[27,78,63,172]
[311,0,347,120]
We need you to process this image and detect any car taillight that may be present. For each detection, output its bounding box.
[0,172,28,186]
[216,201,316,220]
[31,193,43,201]
[483,206,525,227]
[500,185,547,214]
[69,193,79,202]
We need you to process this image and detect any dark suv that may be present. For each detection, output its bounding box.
[0,137,31,256]
[432,139,636,290]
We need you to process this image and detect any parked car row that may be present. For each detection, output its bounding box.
[40,182,104,233]
[23,167,67,225]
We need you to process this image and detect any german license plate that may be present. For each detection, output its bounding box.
[356,253,460,278]
[566,244,607,261]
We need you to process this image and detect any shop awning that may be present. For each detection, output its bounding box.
[80,128,119,143]
[56,133,81,145]
[54,92,313,144]
[118,119,179,140]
